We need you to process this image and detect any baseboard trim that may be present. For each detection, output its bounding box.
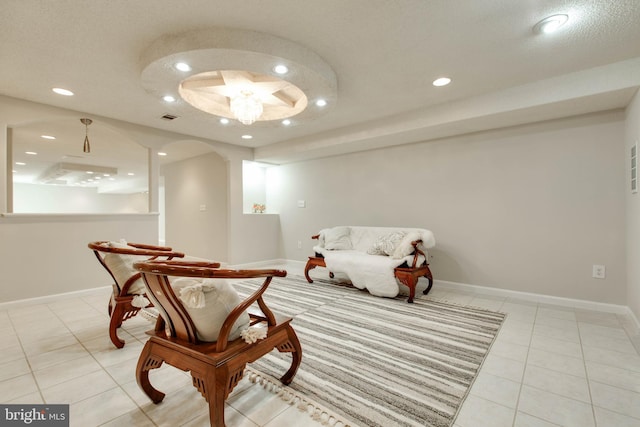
[0,286,109,311]
[435,278,630,314]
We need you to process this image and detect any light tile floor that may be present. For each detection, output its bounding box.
[1,260,640,427]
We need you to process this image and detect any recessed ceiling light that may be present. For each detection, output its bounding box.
[86,171,94,174]
[127,172,135,176]
[158,152,167,156]
[273,64,288,74]
[103,174,110,177]
[52,87,74,96]
[241,134,253,139]
[163,95,176,103]
[433,77,451,87]
[282,119,291,126]
[25,151,37,155]
[175,62,191,72]
[41,135,56,140]
[220,118,230,125]
[15,162,26,166]
[108,177,115,181]
[533,14,569,34]
[315,99,327,107]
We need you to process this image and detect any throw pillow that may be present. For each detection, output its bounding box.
[324,226,353,250]
[172,277,250,342]
[102,240,147,295]
[367,231,406,256]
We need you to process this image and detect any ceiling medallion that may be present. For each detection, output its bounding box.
[179,70,308,125]
[140,28,337,127]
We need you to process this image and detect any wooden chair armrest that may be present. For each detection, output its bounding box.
[215,276,277,352]
[88,241,185,259]
[409,239,426,268]
[311,234,320,240]
[127,242,174,251]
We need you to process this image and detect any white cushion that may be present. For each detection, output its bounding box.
[392,229,436,258]
[367,231,407,256]
[323,226,353,250]
[171,278,250,342]
[102,241,147,295]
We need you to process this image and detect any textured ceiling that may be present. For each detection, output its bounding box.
[1,0,640,165]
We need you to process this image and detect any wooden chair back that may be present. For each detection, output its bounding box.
[131,260,302,427]
[87,240,185,348]
[135,260,283,352]
[88,241,185,294]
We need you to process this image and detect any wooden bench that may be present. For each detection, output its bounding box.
[303,226,435,303]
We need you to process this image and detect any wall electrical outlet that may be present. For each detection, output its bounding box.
[297,240,302,249]
[592,264,606,279]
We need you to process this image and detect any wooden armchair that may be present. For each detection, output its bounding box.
[133,260,302,427]
[88,241,185,348]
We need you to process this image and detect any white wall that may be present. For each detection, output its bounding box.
[162,152,229,261]
[0,213,158,302]
[228,157,282,264]
[270,111,627,305]
[626,90,640,319]
[14,183,147,213]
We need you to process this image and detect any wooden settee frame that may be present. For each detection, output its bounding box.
[304,234,433,303]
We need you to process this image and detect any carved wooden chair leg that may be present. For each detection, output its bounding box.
[394,269,417,303]
[304,262,316,283]
[135,341,166,403]
[109,304,127,348]
[279,325,302,385]
[405,278,417,303]
[203,374,226,427]
[423,265,434,295]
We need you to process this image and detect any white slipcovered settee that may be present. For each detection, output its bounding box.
[304,226,435,302]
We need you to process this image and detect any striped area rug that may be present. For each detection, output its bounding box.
[233,275,505,427]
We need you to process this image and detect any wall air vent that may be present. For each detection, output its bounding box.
[161,114,178,121]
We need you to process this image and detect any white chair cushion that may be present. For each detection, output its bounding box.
[171,277,250,342]
[102,241,147,295]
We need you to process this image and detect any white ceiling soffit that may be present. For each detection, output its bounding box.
[255,58,640,163]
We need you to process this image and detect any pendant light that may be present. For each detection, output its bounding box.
[80,118,92,153]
